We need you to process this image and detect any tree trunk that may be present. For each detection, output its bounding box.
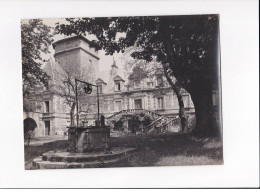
[70,102,76,126]
[175,88,188,132]
[158,16,219,137]
[189,86,219,137]
[166,79,187,132]
[27,137,30,146]
[162,62,188,132]
[159,17,188,133]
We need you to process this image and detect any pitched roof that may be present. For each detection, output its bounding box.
[42,58,66,88]
[113,75,125,82]
[96,66,126,93]
[95,78,107,85]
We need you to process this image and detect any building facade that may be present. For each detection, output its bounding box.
[80,59,195,133]
[24,36,203,137]
[23,36,100,137]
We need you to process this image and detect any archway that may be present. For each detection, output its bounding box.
[128,118,140,134]
[114,120,123,131]
[23,117,37,146]
[24,117,37,131]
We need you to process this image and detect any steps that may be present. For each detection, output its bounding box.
[33,156,123,169]
[145,116,181,134]
[33,147,136,169]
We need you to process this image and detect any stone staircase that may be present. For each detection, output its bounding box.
[107,109,181,134]
[145,116,181,134]
[33,147,136,169]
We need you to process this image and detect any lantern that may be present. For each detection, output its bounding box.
[84,84,92,94]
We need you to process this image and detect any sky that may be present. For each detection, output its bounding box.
[41,18,124,72]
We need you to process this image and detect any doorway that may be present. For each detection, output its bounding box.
[44,121,50,136]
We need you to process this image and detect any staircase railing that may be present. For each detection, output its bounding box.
[107,109,162,120]
[144,116,163,133]
[145,116,181,134]
[107,108,181,134]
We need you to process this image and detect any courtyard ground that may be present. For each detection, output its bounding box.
[24,133,223,169]
[111,133,223,167]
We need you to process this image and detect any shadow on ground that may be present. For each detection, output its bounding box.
[24,133,223,169]
[109,133,223,167]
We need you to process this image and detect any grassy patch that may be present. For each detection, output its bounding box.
[24,133,223,169]
[112,134,223,167]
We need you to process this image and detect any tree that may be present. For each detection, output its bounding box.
[50,59,96,126]
[122,48,188,132]
[21,19,54,96]
[56,15,220,137]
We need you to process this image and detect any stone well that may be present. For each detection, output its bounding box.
[32,125,136,169]
[67,126,110,153]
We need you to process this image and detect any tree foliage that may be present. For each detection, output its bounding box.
[56,15,220,137]
[21,19,54,95]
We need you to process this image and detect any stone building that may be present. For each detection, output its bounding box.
[24,35,205,137]
[23,36,100,137]
[80,59,195,133]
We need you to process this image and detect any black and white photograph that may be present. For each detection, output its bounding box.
[0,0,258,188]
[22,15,223,170]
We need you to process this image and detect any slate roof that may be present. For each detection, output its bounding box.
[42,58,66,90]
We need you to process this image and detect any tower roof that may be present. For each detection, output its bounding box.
[52,35,98,49]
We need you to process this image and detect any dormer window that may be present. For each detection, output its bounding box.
[98,84,103,93]
[134,81,141,89]
[115,82,121,91]
[156,76,163,87]
[113,75,125,92]
[95,78,107,94]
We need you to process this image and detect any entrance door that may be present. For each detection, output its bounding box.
[134,99,142,109]
[45,121,50,136]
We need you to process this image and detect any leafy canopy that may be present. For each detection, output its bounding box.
[21,19,54,94]
[56,15,219,92]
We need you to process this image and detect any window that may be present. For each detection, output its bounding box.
[156,76,163,86]
[134,81,141,89]
[157,97,164,109]
[147,82,153,88]
[115,82,121,91]
[114,101,122,112]
[147,96,151,109]
[134,99,142,109]
[44,101,50,113]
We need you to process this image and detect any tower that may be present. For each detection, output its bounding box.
[52,36,100,83]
